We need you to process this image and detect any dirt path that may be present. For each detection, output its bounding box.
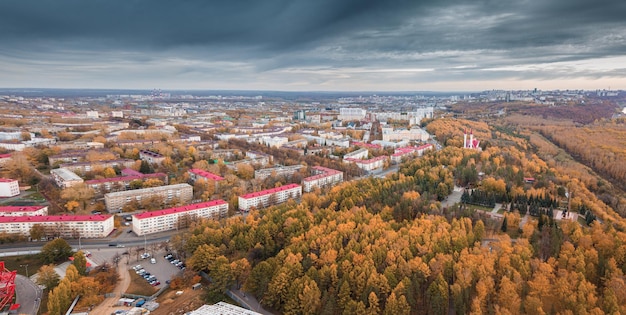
[89,267,131,315]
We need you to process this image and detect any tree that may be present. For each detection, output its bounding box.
[142,178,164,188]
[139,160,154,174]
[103,167,117,178]
[73,251,88,276]
[29,224,45,241]
[41,238,73,264]
[501,216,508,233]
[36,264,60,289]
[426,274,449,315]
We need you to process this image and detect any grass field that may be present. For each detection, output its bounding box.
[1,254,45,278]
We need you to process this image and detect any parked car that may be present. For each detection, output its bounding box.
[151,281,160,286]
[150,258,156,264]
[171,259,180,265]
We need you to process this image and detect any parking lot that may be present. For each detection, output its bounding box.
[128,249,183,289]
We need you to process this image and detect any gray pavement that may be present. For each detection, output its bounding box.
[15,274,43,315]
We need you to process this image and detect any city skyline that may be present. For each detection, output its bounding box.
[1,0,625,91]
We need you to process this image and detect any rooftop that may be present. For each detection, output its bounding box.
[239,183,301,199]
[133,199,227,220]
[189,169,224,181]
[0,214,112,223]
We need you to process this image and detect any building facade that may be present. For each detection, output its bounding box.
[344,156,388,172]
[390,144,434,164]
[85,172,168,195]
[104,183,193,213]
[60,159,136,174]
[0,206,48,217]
[139,150,166,164]
[131,199,228,236]
[0,179,20,197]
[254,165,304,180]
[0,214,114,238]
[302,166,344,192]
[238,184,302,212]
[50,168,84,188]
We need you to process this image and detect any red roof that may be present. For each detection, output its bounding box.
[352,142,382,149]
[133,199,227,220]
[0,206,46,213]
[189,169,224,181]
[239,184,301,199]
[0,153,11,159]
[0,178,17,183]
[0,214,112,223]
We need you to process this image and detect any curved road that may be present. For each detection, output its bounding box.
[15,274,43,315]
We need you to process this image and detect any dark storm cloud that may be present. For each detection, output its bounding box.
[0,0,625,89]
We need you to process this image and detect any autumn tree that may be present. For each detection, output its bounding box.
[41,238,73,264]
[73,251,87,276]
[36,264,60,289]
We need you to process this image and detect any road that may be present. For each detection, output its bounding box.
[15,274,43,315]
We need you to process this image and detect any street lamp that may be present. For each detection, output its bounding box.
[19,264,29,278]
[79,235,82,250]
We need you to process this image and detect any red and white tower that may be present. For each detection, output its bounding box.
[0,261,16,310]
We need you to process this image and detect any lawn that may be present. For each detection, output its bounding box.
[126,271,158,296]
[1,254,45,278]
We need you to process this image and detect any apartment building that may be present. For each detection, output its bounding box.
[60,159,136,174]
[381,127,430,142]
[85,172,168,195]
[238,184,302,212]
[0,205,48,217]
[0,214,114,238]
[343,148,369,160]
[338,108,367,121]
[50,168,84,188]
[48,150,120,165]
[344,156,388,172]
[131,199,228,236]
[139,150,166,164]
[302,166,344,192]
[390,144,434,164]
[104,183,193,213]
[254,165,304,180]
[0,179,20,197]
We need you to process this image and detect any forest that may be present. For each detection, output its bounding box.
[168,118,626,314]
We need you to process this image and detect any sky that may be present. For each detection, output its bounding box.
[0,0,625,92]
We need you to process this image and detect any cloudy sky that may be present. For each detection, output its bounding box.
[1,0,625,91]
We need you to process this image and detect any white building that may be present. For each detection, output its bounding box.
[390,144,433,164]
[188,303,262,315]
[111,111,124,118]
[139,150,165,164]
[0,214,114,238]
[104,183,193,213]
[86,111,99,119]
[254,165,304,180]
[382,127,430,142]
[260,136,288,148]
[238,184,302,212]
[338,108,367,121]
[50,168,84,188]
[0,205,48,217]
[344,156,388,172]
[131,200,228,236]
[343,148,369,160]
[302,166,343,192]
[0,178,20,197]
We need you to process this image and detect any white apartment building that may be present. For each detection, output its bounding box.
[50,168,84,188]
[344,156,388,172]
[382,127,430,142]
[104,183,193,213]
[0,205,48,217]
[338,108,367,121]
[390,144,434,164]
[254,165,304,180]
[60,159,136,174]
[238,184,302,212]
[0,179,20,197]
[373,108,434,124]
[302,166,344,192]
[260,136,288,148]
[343,148,369,160]
[0,214,114,238]
[131,199,228,236]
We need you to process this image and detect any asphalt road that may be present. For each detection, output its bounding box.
[15,274,43,315]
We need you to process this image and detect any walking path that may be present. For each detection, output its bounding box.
[88,265,131,315]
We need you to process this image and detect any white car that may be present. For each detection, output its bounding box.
[150,258,156,264]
